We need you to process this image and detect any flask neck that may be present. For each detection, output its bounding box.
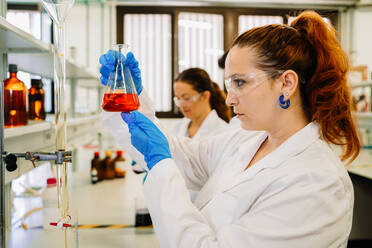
[9,72,17,78]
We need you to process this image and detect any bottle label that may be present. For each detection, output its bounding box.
[116,161,127,171]
[91,168,98,183]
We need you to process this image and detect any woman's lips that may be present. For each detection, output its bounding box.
[235,112,244,118]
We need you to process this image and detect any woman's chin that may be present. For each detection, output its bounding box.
[182,111,192,118]
[241,121,257,131]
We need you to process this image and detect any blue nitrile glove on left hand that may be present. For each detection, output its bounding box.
[121,111,171,170]
[99,50,143,95]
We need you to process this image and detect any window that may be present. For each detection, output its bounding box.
[239,15,283,34]
[124,14,172,112]
[178,12,224,89]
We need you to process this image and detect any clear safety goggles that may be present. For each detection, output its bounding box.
[173,93,202,107]
[224,71,283,96]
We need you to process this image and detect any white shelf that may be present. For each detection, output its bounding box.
[355,112,372,128]
[4,115,101,184]
[0,16,99,81]
[352,81,372,88]
[0,16,50,52]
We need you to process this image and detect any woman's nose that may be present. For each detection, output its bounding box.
[225,91,237,106]
[179,100,187,108]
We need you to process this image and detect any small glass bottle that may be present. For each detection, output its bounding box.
[102,150,115,180]
[4,64,28,128]
[91,152,100,184]
[28,79,46,121]
[113,150,126,178]
[102,44,140,112]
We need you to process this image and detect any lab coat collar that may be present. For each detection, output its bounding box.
[195,110,221,138]
[239,122,320,176]
[185,110,221,139]
[195,122,320,210]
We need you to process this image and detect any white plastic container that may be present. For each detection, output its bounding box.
[41,177,59,229]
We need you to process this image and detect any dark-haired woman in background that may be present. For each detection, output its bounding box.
[172,68,231,139]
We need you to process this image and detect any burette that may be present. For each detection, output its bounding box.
[41,0,75,231]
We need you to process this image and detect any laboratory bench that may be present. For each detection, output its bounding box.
[9,168,160,248]
[345,147,372,241]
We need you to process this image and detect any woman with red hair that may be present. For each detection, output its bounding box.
[101,10,359,248]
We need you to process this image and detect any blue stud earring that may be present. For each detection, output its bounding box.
[279,94,290,109]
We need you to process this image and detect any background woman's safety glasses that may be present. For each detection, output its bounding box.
[173,93,202,107]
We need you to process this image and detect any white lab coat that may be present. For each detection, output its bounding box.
[171,110,228,139]
[171,110,228,202]
[101,91,353,248]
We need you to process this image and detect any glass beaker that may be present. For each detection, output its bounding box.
[102,44,140,112]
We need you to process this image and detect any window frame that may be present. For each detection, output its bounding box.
[116,6,339,118]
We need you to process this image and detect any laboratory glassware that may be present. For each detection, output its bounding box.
[4,64,28,128]
[135,197,152,227]
[102,44,140,112]
[91,152,100,184]
[28,79,46,120]
[102,150,115,180]
[112,150,126,178]
[41,1,75,245]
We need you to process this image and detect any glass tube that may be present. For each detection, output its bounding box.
[41,1,75,247]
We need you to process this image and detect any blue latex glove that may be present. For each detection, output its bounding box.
[99,50,143,95]
[121,111,171,170]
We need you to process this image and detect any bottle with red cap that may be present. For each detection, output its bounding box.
[113,150,126,178]
[91,152,100,184]
[42,177,58,229]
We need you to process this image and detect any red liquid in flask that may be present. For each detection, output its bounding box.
[102,93,140,112]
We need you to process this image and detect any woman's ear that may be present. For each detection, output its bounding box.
[280,70,299,101]
[202,91,211,102]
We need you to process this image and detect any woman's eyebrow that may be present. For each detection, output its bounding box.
[225,73,245,80]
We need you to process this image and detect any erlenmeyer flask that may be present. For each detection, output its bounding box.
[102,44,140,112]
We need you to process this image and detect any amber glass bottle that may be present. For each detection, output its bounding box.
[4,64,28,128]
[113,150,126,178]
[91,152,100,184]
[28,79,46,121]
[103,150,115,180]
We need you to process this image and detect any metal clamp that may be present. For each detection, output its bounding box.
[2,150,72,172]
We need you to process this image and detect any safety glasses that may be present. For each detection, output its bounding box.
[225,70,284,97]
[173,93,202,107]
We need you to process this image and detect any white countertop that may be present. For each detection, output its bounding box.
[347,148,372,180]
[10,169,160,248]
